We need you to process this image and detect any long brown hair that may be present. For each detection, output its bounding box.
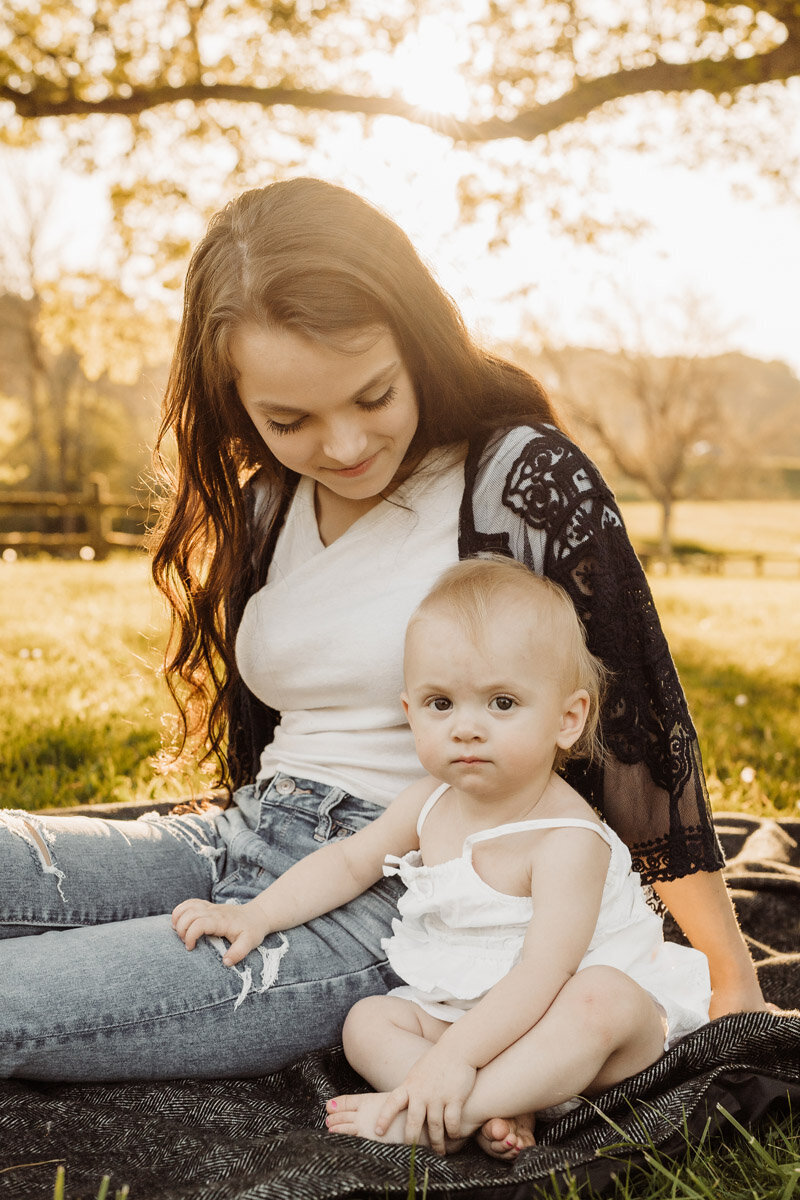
[151,177,561,785]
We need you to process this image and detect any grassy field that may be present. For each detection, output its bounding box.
[0,555,209,810]
[620,499,800,559]
[2,512,799,814]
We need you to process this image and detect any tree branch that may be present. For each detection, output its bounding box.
[3,36,798,140]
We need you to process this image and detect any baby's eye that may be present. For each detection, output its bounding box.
[489,695,516,712]
[428,697,452,712]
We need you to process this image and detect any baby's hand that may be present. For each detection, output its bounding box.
[171,897,271,966]
[376,1045,477,1154]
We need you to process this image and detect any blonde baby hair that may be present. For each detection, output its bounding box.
[406,556,608,767]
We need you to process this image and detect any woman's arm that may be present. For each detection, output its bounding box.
[172,779,427,965]
[653,872,764,1017]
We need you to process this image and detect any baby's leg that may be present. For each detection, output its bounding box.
[341,994,451,1090]
[465,966,666,1152]
[326,996,454,1144]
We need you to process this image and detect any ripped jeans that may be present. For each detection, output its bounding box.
[0,773,404,1082]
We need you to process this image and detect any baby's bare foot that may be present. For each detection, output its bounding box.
[475,1113,536,1160]
[326,1092,411,1145]
[325,1093,467,1154]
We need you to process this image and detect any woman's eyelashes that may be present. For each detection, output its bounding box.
[358,385,396,413]
[265,414,307,436]
[262,386,397,436]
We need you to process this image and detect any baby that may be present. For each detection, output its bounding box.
[174,557,711,1157]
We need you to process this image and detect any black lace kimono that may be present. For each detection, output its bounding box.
[227,423,723,885]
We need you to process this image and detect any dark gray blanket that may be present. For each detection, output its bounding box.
[1,814,799,1200]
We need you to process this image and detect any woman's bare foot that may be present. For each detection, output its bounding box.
[325,1093,467,1154]
[475,1114,536,1160]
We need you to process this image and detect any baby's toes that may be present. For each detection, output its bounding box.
[326,1094,360,1115]
[325,1113,360,1136]
[481,1117,512,1143]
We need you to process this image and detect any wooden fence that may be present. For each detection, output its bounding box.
[0,474,150,560]
[636,549,800,578]
[0,480,798,575]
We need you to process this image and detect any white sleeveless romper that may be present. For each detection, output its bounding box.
[382,784,711,1050]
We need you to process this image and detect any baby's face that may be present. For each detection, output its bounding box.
[402,606,576,799]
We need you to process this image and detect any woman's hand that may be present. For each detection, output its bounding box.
[171,897,271,966]
[375,1044,477,1155]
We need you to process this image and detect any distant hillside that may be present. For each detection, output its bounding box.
[503,341,800,499]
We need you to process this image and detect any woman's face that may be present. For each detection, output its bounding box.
[229,323,419,502]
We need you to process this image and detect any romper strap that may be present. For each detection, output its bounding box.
[415,783,451,837]
[466,817,612,850]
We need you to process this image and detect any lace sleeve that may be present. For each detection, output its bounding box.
[463,425,723,883]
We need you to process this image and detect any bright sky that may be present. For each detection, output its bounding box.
[296,116,800,376]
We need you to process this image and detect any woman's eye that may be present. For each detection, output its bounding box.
[490,696,515,712]
[265,416,306,436]
[429,697,452,712]
[358,385,396,413]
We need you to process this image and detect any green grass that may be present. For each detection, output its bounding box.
[649,575,800,817]
[0,554,208,810]
[530,1104,800,1200]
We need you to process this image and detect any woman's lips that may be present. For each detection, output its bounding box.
[327,452,379,478]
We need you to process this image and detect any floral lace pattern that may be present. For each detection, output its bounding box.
[461,425,722,883]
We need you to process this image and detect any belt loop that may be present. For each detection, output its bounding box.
[313,788,345,842]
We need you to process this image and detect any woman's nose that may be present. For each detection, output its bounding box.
[321,419,369,465]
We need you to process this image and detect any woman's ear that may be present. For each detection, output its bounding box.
[556,689,590,750]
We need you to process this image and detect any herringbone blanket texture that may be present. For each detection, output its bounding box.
[1,814,798,1199]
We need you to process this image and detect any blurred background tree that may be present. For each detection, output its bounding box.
[509,294,800,554]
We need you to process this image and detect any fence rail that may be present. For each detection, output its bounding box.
[636,549,800,578]
[0,474,150,560]
[1,481,799,575]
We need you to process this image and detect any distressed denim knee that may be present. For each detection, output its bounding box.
[0,806,224,937]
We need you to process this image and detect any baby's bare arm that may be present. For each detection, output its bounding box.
[171,778,430,964]
[434,826,610,1069]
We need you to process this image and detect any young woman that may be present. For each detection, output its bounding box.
[0,178,763,1082]
[172,559,712,1157]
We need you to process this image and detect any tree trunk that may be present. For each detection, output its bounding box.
[659,497,673,562]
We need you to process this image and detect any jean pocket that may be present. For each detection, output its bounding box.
[212,862,270,904]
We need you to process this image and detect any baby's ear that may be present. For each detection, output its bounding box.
[556,690,590,750]
[400,692,410,722]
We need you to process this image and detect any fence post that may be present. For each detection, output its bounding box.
[84,473,112,560]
